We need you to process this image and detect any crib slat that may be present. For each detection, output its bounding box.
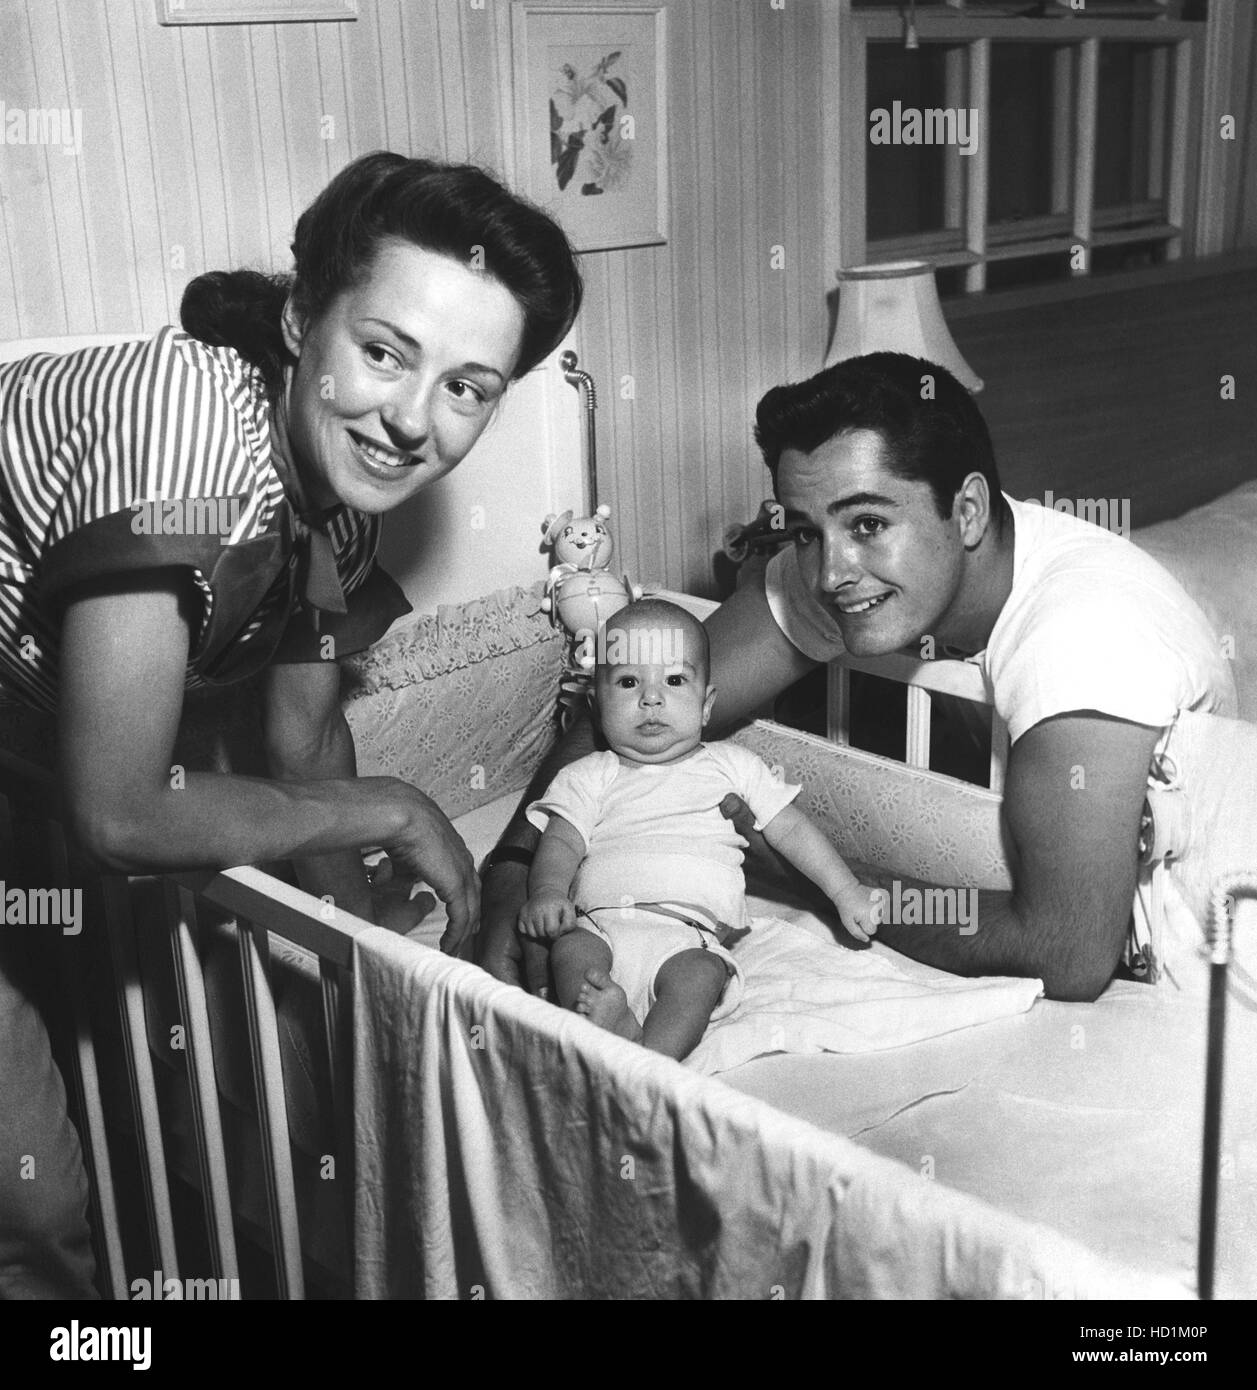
[826,663,852,746]
[47,821,129,1301]
[101,876,180,1281]
[320,958,355,1268]
[236,918,306,1299]
[905,687,932,769]
[165,881,240,1284]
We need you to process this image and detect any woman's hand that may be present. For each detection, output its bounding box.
[379,785,479,955]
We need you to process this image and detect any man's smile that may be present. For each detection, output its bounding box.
[832,590,894,615]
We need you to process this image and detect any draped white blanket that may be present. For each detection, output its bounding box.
[689,915,1042,1074]
[352,927,1181,1300]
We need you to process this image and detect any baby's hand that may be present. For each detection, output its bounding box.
[834,884,883,944]
[518,889,577,940]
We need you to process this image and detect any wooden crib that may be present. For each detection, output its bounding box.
[2,589,1254,1299]
[0,598,1011,1300]
[3,258,1255,1299]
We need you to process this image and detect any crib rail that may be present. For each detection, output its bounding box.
[0,746,362,1301]
[653,588,1010,790]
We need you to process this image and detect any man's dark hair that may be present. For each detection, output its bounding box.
[753,352,1010,532]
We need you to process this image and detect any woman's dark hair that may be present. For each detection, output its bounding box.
[754,352,1010,534]
[180,151,583,387]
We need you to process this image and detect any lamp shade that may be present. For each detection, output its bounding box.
[825,259,983,393]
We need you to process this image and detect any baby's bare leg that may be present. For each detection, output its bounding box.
[551,928,641,1042]
[642,948,730,1061]
[550,927,611,1010]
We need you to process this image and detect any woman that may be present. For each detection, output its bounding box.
[0,152,581,1297]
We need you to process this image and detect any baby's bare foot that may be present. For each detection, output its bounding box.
[576,969,642,1042]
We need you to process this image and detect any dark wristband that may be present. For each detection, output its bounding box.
[482,845,535,875]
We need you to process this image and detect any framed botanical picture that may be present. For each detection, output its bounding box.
[505,2,668,253]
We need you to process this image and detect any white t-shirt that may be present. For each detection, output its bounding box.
[526,741,800,928]
[764,494,1237,742]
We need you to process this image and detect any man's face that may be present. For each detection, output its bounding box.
[594,624,716,764]
[777,429,966,657]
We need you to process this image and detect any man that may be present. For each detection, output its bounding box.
[478,353,1236,1002]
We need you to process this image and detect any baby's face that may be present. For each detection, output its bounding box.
[595,625,714,765]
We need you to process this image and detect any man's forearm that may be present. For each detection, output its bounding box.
[478,716,595,987]
[851,860,1079,993]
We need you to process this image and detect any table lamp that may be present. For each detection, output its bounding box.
[825,259,983,393]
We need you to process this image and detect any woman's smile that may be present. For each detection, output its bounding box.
[347,429,421,472]
[280,239,526,514]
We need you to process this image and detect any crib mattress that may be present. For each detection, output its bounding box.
[725,899,1257,1299]
[445,794,1255,1299]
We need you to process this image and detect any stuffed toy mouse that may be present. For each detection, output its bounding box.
[540,504,642,724]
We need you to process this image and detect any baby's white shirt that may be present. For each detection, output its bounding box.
[526,740,801,927]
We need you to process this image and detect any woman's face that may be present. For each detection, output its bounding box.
[280,238,527,514]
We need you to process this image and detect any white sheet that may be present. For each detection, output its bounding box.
[351,924,1184,1299]
[689,914,1042,1074]
[726,964,1257,1298]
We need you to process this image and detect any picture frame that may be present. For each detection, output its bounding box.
[504,2,668,253]
[157,0,357,25]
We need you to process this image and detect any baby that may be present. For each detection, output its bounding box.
[519,598,882,1060]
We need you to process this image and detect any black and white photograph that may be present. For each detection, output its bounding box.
[0,0,1254,1339]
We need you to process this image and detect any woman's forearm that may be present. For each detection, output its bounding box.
[85,770,414,876]
[56,571,468,923]
[268,701,374,920]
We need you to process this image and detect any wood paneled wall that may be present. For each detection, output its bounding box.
[1,0,1253,596]
[0,0,509,336]
[0,0,827,598]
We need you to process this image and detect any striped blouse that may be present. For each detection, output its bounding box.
[0,327,410,712]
